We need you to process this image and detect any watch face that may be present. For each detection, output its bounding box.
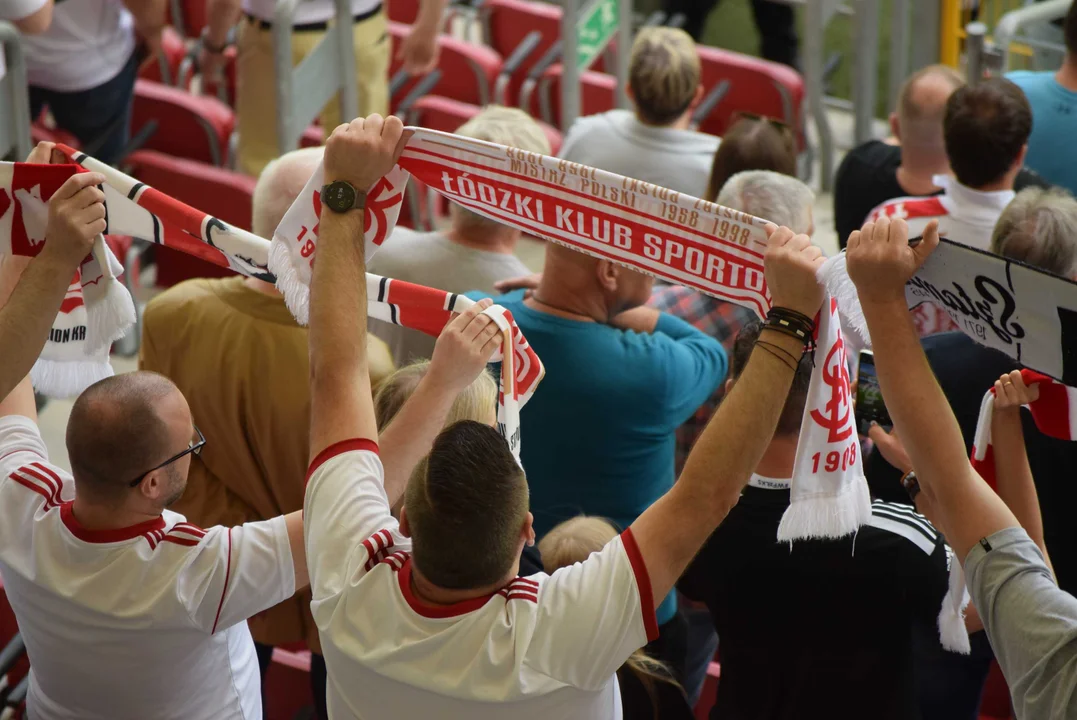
[325,182,357,213]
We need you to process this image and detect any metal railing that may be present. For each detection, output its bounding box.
[0,23,32,162]
[559,0,632,129]
[962,0,1069,81]
[938,0,1065,70]
[273,0,359,156]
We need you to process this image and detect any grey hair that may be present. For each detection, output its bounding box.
[716,170,815,235]
[252,146,325,239]
[991,187,1077,278]
[450,106,551,231]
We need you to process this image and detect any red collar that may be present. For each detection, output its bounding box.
[60,502,166,543]
[397,557,501,619]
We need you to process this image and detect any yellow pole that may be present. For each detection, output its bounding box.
[939,0,961,67]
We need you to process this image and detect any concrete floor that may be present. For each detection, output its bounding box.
[33,107,883,469]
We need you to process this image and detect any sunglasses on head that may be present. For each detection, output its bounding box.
[734,111,792,135]
[128,426,206,487]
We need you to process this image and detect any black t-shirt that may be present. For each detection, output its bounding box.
[679,484,949,720]
[617,665,695,720]
[865,332,1077,596]
[832,140,1051,249]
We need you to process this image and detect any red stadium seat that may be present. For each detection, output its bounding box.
[138,27,192,88]
[482,0,562,105]
[131,79,235,166]
[695,47,806,150]
[30,122,80,151]
[408,95,562,154]
[122,150,256,287]
[387,0,421,24]
[388,24,503,108]
[168,0,208,39]
[527,65,617,129]
[264,648,314,720]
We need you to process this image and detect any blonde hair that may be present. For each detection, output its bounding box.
[251,146,324,238]
[540,516,684,703]
[451,106,552,231]
[991,186,1077,278]
[374,360,499,431]
[628,27,701,125]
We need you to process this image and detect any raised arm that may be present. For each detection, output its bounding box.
[629,226,825,606]
[308,116,405,462]
[0,145,105,403]
[200,0,242,80]
[5,0,53,33]
[378,299,501,504]
[845,217,1018,561]
[990,371,1053,578]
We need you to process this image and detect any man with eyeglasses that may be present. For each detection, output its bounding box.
[0,152,306,718]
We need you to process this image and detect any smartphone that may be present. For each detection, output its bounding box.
[855,351,892,435]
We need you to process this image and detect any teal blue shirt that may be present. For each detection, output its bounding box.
[468,290,728,625]
[1007,71,1077,196]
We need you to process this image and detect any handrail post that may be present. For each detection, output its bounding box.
[334,0,358,122]
[274,0,301,156]
[615,0,631,110]
[0,23,32,161]
[561,0,580,130]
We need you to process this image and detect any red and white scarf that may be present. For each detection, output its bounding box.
[271,127,872,542]
[971,369,1077,488]
[0,147,544,460]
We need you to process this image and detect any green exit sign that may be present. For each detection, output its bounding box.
[577,0,618,69]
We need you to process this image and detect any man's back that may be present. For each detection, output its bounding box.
[559,110,720,197]
[307,444,655,720]
[1008,71,1077,196]
[465,291,726,539]
[0,416,295,719]
[368,228,533,364]
[680,480,949,720]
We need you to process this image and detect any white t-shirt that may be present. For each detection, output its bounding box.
[0,415,296,720]
[305,440,658,720]
[20,0,135,92]
[243,0,381,26]
[0,0,49,79]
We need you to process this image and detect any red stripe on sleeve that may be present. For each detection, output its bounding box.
[305,438,380,484]
[620,528,659,643]
[211,528,233,634]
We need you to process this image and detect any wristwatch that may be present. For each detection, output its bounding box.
[320,181,366,214]
[900,470,921,501]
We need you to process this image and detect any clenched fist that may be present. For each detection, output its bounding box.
[43,171,108,268]
[763,224,825,318]
[323,115,407,192]
[846,217,939,307]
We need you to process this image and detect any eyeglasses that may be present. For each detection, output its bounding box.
[128,426,206,487]
[733,111,792,135]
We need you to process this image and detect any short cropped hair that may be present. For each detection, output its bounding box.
[730,321,812,437]
[991,187,1077,278]
[451,106,551,230]
[629,27,701,125]
[374,361,499,431]
[944,78,1032,189]
[717,170,814,235]
[66,372,178,503]
[252,147,324,238]
[895,65,964,152]
[704,116,797,201]
[404,421,529,589]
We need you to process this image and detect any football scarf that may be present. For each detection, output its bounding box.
[971,369,1077,489]
[0,147,543,459]
[271,127,871,542]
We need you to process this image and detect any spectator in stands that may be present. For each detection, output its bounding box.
[12,0,164,165]
[139,146,393,720]
[680,319,953,720]
[1008,1,1077,196]
[469,197,729,679]
[539,516,694,720]
[661,0,796,69]
[304,112,826,719]
[203,0,445,176]
[650,170,812,474]
[702,114,797,201]
[866,78,1032,250]
[834,67,1046,249]
[847,216,1077,720]
[368,106,544,365]
[558,27,719,197]
[0,175,307,716]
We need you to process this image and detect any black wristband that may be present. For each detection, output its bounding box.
[900,470,921,501]
[764,307,815,346]
[200,28,230,54]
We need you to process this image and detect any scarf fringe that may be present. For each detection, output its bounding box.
[776,476,873,541]
[84,280,137,354]
[31,357,114,398]
[938,558,972,654]
[818,253,872,348]
[268,237,310,326]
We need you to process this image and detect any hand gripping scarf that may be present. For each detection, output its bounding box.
[271,127,872,543]
[0,146,542,462]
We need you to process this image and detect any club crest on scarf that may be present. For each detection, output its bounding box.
[809,309,854,445]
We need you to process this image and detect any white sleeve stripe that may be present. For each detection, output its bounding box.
[867,515,937,555]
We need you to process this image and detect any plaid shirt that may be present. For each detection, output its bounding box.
[648,285,758,473]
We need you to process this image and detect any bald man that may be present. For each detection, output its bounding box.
[466,241,727,680]
[833,65,1048,248]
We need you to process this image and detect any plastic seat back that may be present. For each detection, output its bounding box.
[131,79,235,166]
